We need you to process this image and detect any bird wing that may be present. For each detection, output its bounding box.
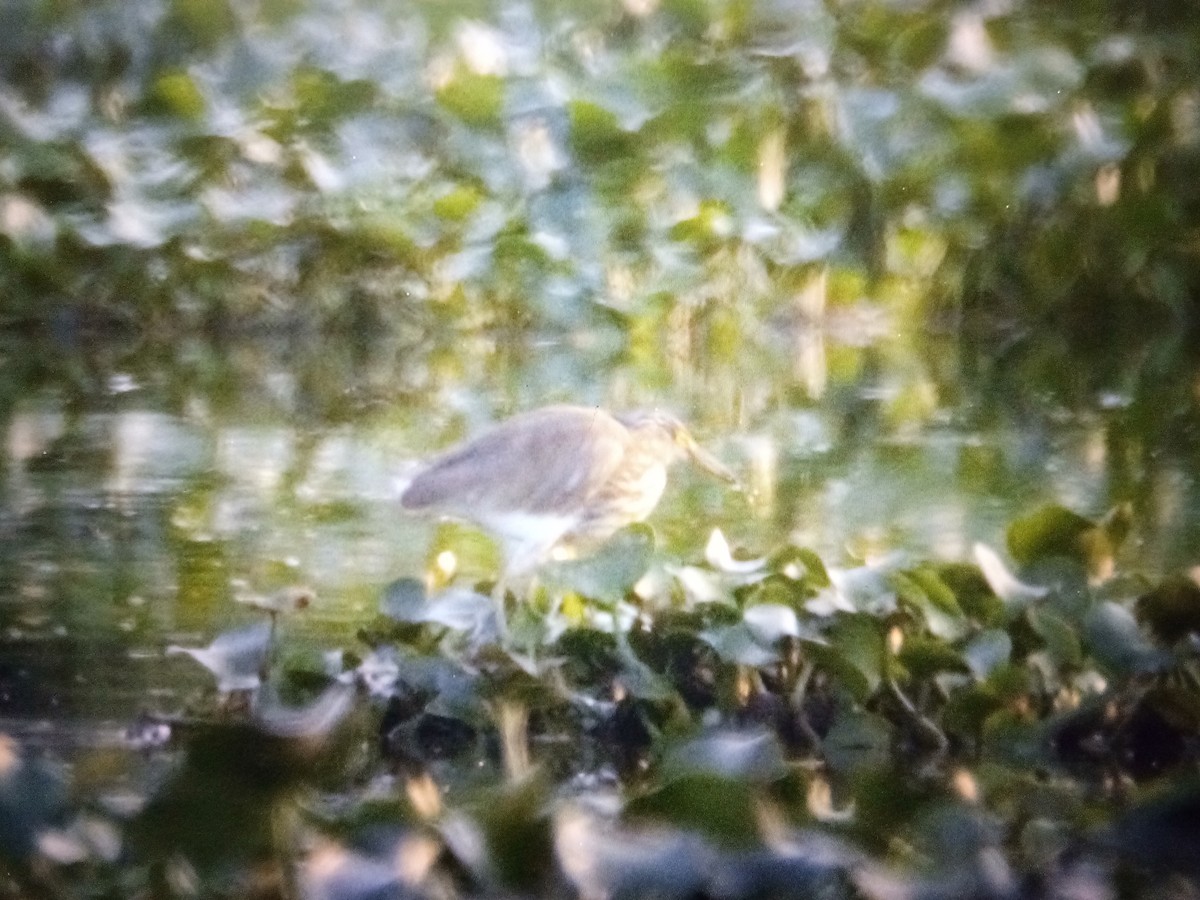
[401,406,628,515]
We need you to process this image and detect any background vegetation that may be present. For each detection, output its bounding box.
[3,0,1200,897]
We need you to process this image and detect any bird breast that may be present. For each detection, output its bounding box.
[568,459,669,544]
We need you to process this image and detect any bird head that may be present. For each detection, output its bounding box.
[619,410,738,484]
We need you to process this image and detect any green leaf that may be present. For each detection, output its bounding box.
[615,637,677,702]
[149,70,207,121]
[549,525,654,603]
[1026,606,1083,669]
[164,0,237,52]
[937,562,1006,625]
[942,685,1005,735]
[986,662,1034,702]
[568,100,634,161]
[473,776,555,890]
[893,567,966,640]
[1007,504,1131,579]
[768,546,831,588]
[380,579,498,640]
[972,543,1049,612]
[433,184,484,222]
[437,71,504,128]
[627,774,760,848]
[823,710,891,777]
[1007,505,1095,566]
[898,635,969,678]
[809,615,885,701]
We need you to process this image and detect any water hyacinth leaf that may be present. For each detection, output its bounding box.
[403,656,486,724]
[301,843,429,900]
[662,730,788,783]
[941,684,1005,736]
[201,178,299,227]
[148,70,207,121]
[892,567,966,640]
[617,639,676,702]
[1026,606,1082,669]
[472,776,555,891]
[78,194,199,249]
[568,100,635,162]
[804,586,855,617]
[705,528,766,575]
[919,44,1083,119]
[291,68,378,125]
[165,622,273,693]
[437,71,504,128]
[1135,574,1200,644]
[381,580,498,642]
[626,773,761,848]
[973,542,1048,610]
[986,662,1034,703]
[1006,505,1096,568]
[936,562,1006,624]
[670,199,735,247]
[419,587,496,635]
[1084,602,1170,676]
[822,710,891,777]
[828,562,899,616]
[807,562,891,617]
[746,574,811,614]
[808,615,885,701]
[964,629,1012,680]
[380,578,428,623]
[769,545,831,587]
[700,622,780,667]
[253,683,357,743]
[164,0,238,52]
[897,635,969,678]
[551,525,655,603]
[905,566,963,616]
[742,603,800,644]
[433,184,484,222]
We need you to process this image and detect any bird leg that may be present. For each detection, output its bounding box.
[490,577,510,641]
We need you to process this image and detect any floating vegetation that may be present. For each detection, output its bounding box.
[4,505,1200,898]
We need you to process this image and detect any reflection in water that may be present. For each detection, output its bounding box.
[0,321,1197,745]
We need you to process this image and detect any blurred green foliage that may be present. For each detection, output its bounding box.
[2,0,1197,350]
[5,505,1200,898]
[3,2,1200,896]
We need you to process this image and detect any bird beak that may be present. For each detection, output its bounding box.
[685,437,738,485]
